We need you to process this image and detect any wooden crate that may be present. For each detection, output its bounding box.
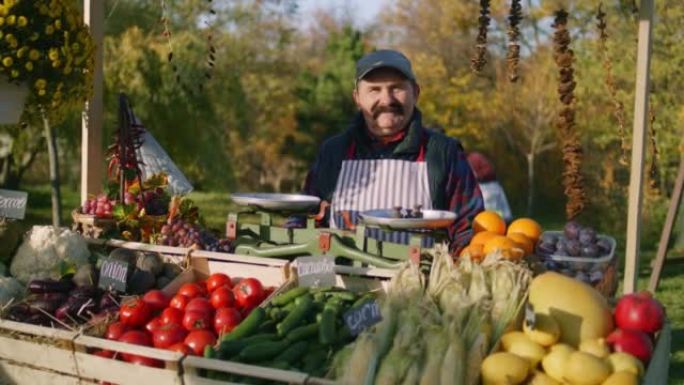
[0,319,80,384]
[181,264,395,385]
[643,321,671,385]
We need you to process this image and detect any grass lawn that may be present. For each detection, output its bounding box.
[14,184,684,384]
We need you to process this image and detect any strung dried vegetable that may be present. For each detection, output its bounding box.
[552,9,586,220]
[471,0,491,73]
[596,4,629,165]
[507,0,523,82]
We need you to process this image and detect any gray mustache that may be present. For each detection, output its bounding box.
[372,105,403,119]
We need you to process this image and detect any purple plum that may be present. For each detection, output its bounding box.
[566,239,581,256]
[541,233,559,245]
[581,244,600,258]
[579,227,597,245]
[564,221,582,240]
[596,238,612,254]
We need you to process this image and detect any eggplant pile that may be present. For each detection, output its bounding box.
[4,277,121,328]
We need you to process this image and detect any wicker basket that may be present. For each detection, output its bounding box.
[71,209,117,239]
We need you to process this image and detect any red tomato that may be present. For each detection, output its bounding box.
[214,307,242,335]
[153,323,188,349]
[93,349,115,359]
[264,286,276,298]
[142,290,170,312]
[210,286,235,309]
[177,283,206,299]
[118,330,152,362]
[183,310,212,331]
[119,298,153,327]
[184,330,217,356]
[145,317,163,333]
[185,297,214,317]
[105,322,128,340]
[206,273,232,292]
[160,307,184,325]
[169,294,190,311]
[233,278,265,310]
[127,354,163,368]
[167,342,193,355]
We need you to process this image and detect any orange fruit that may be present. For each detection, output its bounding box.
[459,243,485,262]
[473,210,506,235]
[507,218,543,243]
[470,231,499,247]
[483,235,517,255]
[507,233,535,255]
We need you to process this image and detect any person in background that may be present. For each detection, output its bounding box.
[466,151,513,223]
[300,49,484,253]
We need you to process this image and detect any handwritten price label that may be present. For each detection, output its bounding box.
[343,300,382,336]
[295,256,336,288]
[0,189,28,220]
[98,258,131,292]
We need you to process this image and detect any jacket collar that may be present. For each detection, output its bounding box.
[348,108,425,157]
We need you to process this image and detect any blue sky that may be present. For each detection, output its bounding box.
[296,0,387,28]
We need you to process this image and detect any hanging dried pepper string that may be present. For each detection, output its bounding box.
[553,9,586,220]
[470,0,491,73]
[596,3,629,165]
[507,0,522,82]
[648,97,659,190]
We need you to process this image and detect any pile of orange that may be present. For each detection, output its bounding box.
[459,210,542,263]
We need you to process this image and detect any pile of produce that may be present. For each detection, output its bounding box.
[460,211,542,263]
[204,286,372,381]
[96,273,271,366]
[105,248,182,294]
[482,271,665,385]
[333,244,531,385]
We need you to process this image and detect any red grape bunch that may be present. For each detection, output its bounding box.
[81,194,116,218]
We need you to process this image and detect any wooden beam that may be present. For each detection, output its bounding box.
[648,157,684,292]
[81,1,105,203]
[624,0,655,294]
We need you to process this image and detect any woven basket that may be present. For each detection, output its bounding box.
[71,210,117,239]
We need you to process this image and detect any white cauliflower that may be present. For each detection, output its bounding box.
[10,226,91,284]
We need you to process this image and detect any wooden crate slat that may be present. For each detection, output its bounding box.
[0,335,77,375]
[0,319,79,340]
[643,322,671,385]
[74,335,183,361]
[0,360,80,385]
[74,352,181,385]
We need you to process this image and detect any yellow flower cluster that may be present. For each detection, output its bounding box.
[0,0,94,123]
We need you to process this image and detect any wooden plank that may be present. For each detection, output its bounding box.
[73,352,181,385]
[0,336,78,376]
[182,356,309,384]
[643,322,671,385]
[624,0,655,294]
[0,319,79,340]
[81,0,105,202]
[74,335,183,362]
[648,159,684,292]
[0,360,80,385]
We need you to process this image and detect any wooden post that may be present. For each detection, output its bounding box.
[43,112,62,227]
[81,1,105,203]
[648,158,684,292]
[624,0,655,294]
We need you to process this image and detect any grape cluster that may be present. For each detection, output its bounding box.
[81,195,116,218]
[157,217,232,252]
[124,187,168,216]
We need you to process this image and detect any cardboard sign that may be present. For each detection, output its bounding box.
[295,256,336,288]
[98,258,131,292]
[0,189,28,220]
[525,302,536,329]
[343,300,382,336]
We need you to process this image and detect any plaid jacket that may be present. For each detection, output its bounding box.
[302,109,484,253]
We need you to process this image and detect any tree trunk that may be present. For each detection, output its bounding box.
[43,112,62,227]
[526,152,535,216]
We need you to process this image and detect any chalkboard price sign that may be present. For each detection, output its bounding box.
[295,256,336,288]
[98,258,131,292]
[343,300,382,336]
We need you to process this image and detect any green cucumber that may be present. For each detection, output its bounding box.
[273,340,309,364]
[302,348,329,373]
[257,319,277,333]
[276,294,313,337]
[285,323,319,342]
[203,345,217,359]
[318,306,337,345]
[351,293,375,308]
[325,290,356,302]
[221,307,266,342]
[335,324,353,345]
[238,340,290,362]
[217,339,247,359]
[271,287,309,306]
[243,333,279,344]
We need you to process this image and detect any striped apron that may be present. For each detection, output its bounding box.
[330,139,433,245]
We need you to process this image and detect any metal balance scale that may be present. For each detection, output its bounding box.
[225,193,457,269]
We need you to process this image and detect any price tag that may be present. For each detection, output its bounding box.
[98,258,131,292]
[0,189,28,220]
[343,300,383,336]
[295,256,335,288]
[525,302,536,329]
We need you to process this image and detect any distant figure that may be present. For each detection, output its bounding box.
[467,152,513,223]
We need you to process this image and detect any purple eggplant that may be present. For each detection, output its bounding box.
[69,285,98,300]
[28,279,75,294]
[27,296,65,315]
[99,292,119,310]
[25,313,52,326]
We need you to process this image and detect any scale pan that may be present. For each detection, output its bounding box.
[359,209,457,230]
[230,193,321,212]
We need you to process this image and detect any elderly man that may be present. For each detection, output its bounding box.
[302,49,483,253]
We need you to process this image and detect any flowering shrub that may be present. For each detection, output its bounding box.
[0,0,95,123]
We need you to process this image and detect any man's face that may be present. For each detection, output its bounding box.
[353,68,420,138]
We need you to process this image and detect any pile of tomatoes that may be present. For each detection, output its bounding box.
[96,273,271,367]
